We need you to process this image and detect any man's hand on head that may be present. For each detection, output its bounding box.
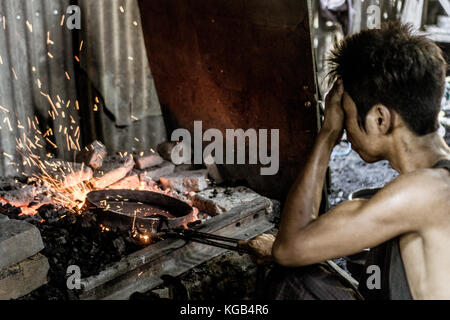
[321,79,345,145]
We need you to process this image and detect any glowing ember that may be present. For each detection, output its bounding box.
[19,205,40,216]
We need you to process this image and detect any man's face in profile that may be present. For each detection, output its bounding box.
[342,91,383,163]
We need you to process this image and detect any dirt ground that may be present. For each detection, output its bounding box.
[328,150,398,207]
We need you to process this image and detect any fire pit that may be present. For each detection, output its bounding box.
[0,146,278,300]
[78,196,277,300]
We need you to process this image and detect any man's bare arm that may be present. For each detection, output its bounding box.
[271,170,436,267]
[272,80,345,261]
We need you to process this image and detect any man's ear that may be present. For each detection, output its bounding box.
[371,104,392,135]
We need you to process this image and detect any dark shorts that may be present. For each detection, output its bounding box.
[264,263,363,300]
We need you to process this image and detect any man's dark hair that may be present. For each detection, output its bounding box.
[328,22,447,136]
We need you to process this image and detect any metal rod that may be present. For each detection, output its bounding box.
[182,229,241,243]
[163,230,248,253]
[186,237,247,253]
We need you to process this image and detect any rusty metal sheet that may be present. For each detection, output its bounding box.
[139,0,319,200]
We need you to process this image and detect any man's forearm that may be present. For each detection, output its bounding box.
[274,129,338,248]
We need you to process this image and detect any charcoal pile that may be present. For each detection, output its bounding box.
[0,203,143,300]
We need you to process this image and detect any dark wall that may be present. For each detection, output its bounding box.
[138,0,319,201]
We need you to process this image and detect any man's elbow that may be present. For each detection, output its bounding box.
[272,241,308,267]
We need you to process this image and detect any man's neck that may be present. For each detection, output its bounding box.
[387,130,450,174]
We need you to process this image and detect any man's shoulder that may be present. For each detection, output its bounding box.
[387,166,449,194]
[375,167,449,219]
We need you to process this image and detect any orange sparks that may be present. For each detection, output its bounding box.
[47,32,54,45]
[65,133,70,151]
[74,55,80,63]
[131,115,139,121]
[41,93,59,116]
[48,52,54,59]
[68,135,77,151]
[3,117,12,131]
[11,68,18,80]
[60,14,65,26]
[65,72,70,80]
[120,6,125,13]
[79,40,84,52]
[26,20,33,33]
[3,152,12,160]
[45,138,58,149]
[75,100,80,110]
[26,137,36,149]
[75,137,81,152]
[43,128,52,137]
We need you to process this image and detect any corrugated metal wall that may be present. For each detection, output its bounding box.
[75,0,166,154]
[0,0,166,177]
[0,0,79,176]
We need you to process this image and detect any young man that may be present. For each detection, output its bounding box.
[239,22,450,300]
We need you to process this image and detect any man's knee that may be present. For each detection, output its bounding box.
[264,264,323,300]
[264,263,359,300]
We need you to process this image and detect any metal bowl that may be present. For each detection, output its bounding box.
[85,189,194,234]
[348,187,381,201]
